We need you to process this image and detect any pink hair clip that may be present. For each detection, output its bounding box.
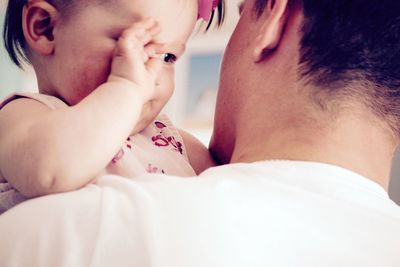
[198,0,219,22]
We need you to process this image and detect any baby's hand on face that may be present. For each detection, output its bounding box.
[108,18,164,105]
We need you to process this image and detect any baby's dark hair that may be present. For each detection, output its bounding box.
[3,0,225,68]
[3,0,75,68]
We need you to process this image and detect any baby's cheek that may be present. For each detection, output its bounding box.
[70,56,113,105]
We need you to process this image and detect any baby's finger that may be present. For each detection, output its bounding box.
[133,17,158,31]
[134,28,158,46]
[138,21,161,36]
[147,22,161,37]
[144,43,166,59]
[146,57,163,78]
[121,20,160,46]
[146,44,166,78]
[121,17,157,37]
[115,33,143,59]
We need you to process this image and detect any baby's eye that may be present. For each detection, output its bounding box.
[162,53,177,64]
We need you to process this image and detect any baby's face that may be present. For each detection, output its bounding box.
[50,0,197,106]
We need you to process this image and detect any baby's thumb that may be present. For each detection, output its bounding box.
[145,43,165,77]
[146,57,163,78]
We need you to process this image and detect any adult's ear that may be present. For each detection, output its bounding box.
[253,0,290,62]
[22,1,59,57]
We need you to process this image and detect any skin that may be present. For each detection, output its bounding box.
[210,0,397,191]
[0,0,214,197]
[37,0,195,116]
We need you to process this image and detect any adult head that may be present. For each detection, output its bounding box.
[211,0,400,189]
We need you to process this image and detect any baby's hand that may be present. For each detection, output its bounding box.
[108,18,164,105]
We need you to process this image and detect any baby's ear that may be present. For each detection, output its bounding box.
[22,1,59,56]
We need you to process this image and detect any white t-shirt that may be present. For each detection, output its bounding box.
[0,161,399,267]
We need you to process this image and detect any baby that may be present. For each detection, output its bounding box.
[0,0,224,214]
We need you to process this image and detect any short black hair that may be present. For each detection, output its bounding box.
[2,0,225,68]
[254,0,400,135]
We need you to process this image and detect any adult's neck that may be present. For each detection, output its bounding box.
[230,101,396,191]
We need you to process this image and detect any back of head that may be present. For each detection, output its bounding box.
[255,0,400,135]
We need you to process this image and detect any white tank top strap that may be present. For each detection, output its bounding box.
[0,91,68,110]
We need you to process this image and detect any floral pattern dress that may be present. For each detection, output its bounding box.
[0,92,195,214]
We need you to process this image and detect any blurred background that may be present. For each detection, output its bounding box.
[1,0,399,205]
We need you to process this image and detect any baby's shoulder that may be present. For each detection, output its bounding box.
[0,92,66,135]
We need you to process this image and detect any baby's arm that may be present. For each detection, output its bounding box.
[0,19,164,197]
[179,130,216,174]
